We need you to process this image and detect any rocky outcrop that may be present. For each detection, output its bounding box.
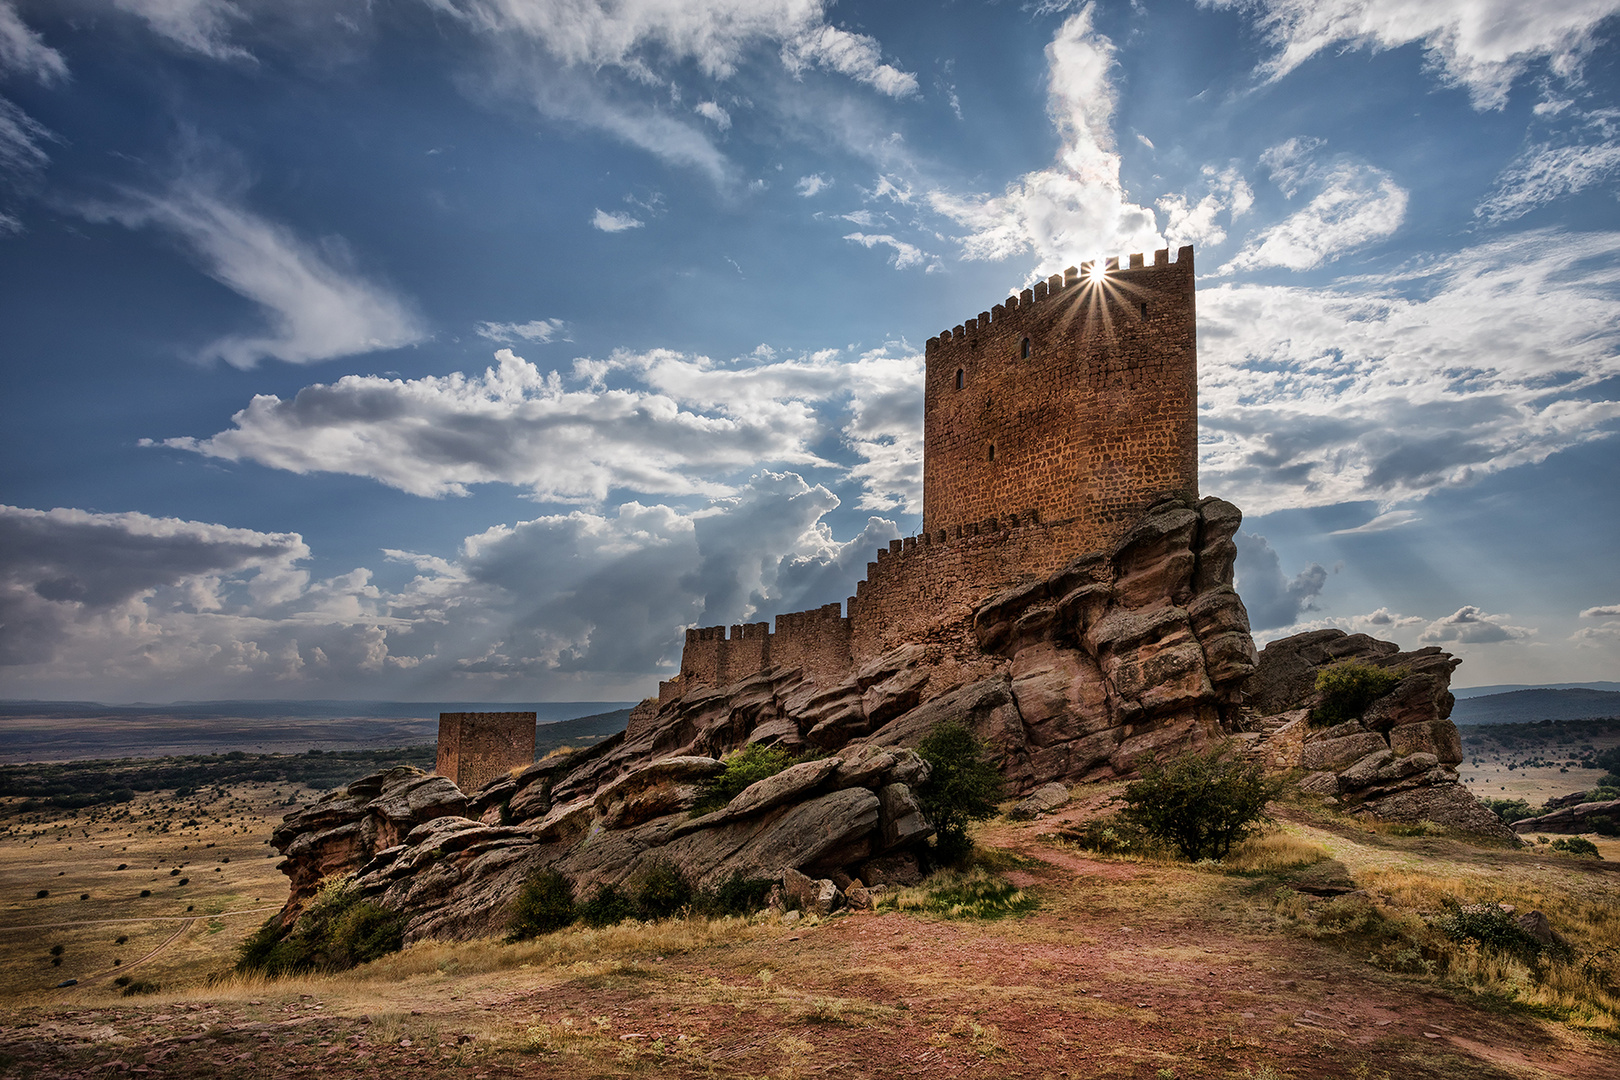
[546,494,1257,807]
[268,767,467,925]
[1239,630,1516,841]
[1510,799,1620,836]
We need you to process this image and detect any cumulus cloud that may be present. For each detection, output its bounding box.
[1199,228,1620,512]
[1222,140,1407,273]
[1202,0,1620,109]
[1476,108,1620,222]
[1581,604,1620,618]
[591,207,644,232]
[476,317,566,343]
[1233,531,1328,630]
[1419,605,1535,644]
[0,1,68,82]
[926,4,1164,275]
[151,344,927,511]
[796,173,829,197]
[842,231,931,270]
[1,477,902,699]
[81,177,423,367]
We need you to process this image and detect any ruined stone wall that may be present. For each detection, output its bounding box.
[847,513,1089,661]
[436,712,536,794]
[675,605,854,688]
[922,247,1198,562]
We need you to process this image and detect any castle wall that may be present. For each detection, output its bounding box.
[668,247,1201,698]
[436,712,536,794]
[922,247,1198,561]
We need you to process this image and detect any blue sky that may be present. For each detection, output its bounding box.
[1,0,1617,702]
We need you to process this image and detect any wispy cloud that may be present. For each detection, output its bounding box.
[476,318,567,343]
[842,231,931,270]
[1329,509,1420,535]
[591,207,644,232]
[83,177,424,367]
[1157,164,1253,249]
[1200,0,1620,109]
[109,0,252,62]
[0,1,68,82]
[1477,108,1620,222]
[796,173,829,197]
[1222,140,1407,273]
[695,100,731,130]
[1200,228,1620,512]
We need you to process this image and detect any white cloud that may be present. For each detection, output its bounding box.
[155,343,926,511]
[695,100,731,130]
[843,231,930,270]
[1202,0,1620,109]
[81,178,423,367]
[592,207,644,232]
[1581,604,1620,618]
[1476,108,1620,222]
[796,173,830,197]
[0,95,52,177]
[926,4,1164,275]
[1222,141,1407,273]
[1419,605,1535,644]
[476,318,566,343]
[0,1,68,82]
[1136,133,1155,150]
[780,21,918,98]
[1157,164,1254,250]
[110,0,252,61]
[1199,228,1620,512]
[0,478,903,699]
[1329,509,1420,534]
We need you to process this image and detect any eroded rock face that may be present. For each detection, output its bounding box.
[1239,631,1515,841]
[268,767,467,926]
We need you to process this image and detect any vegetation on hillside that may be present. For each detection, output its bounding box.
[1118,744,1274,861]
[237,876,404,977]
[692,744,799,815]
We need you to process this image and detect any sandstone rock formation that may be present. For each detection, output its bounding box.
[1510,799,1620,836]
[1236,630,1516,841]
[267,495,1516,945]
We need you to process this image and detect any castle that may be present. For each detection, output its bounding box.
[665,245,1198,701]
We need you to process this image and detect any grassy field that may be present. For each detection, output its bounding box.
[1,762,1618,1078]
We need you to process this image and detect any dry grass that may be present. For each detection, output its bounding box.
[1221,829,1333,873]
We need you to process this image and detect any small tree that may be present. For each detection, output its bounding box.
[1312,662,1404,727]
[1119,744,1273,861]
[917,720,1004,865]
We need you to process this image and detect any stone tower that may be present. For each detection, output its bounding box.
[922,246,1198,558]
[435,712,536,794]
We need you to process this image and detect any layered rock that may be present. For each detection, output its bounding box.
[1238,630,1515,841]
[1510,799,1620,836]
[268,767,467,925]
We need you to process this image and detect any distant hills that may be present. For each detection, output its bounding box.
[0,699,635,722]
[1450,688,1620,726]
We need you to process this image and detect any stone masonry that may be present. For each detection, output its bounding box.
[665,247,1201,698]
[436,712,536,793]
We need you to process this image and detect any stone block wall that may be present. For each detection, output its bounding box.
[436,712,536,794]
[922,247,1198,557]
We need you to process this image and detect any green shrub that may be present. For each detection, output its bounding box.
[577,883,635,928]
[916,721,1004,866]
[508,869,577,941]
[1433,901,1558,964]
[235,876,404,977]
[1481,797,1538,823]
[1550,836,1602,858]
[1119,744,1273,861]
[632,862,693,920]
[692,744,798,815]
[692,872,774,917]
[121,980,160,996]
[1311,662,1404,727]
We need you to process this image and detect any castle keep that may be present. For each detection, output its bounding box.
[664,246,1199,702]
[436,712,536,793]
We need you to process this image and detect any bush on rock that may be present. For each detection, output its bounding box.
[1311,661,1403,727]
[917,720,1004,866]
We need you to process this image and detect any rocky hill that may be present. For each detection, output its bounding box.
[270,494,1509,942]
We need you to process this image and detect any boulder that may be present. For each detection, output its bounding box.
[782,867,842,915]
[1301,732,1390,773]
[877,783,934,851]
[724,757,841,819]
[1009,781,1070,820]
[860,851,924,887]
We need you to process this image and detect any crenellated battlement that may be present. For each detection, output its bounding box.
[669,245,1200,697]
[925,247,1193,357]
